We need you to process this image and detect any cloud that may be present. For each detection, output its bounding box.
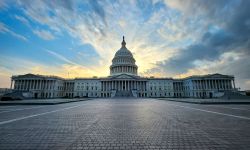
[1,0,250,90]
[14,15,31,27]
[45,49,103,76]
[0,0,7,9]
[145,0,250,89]
[15,0,176,71]
[0,22,28,41]
[46,49,78,65]
[33,29,55,40]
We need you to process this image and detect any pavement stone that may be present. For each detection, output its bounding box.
[0,98,249,149]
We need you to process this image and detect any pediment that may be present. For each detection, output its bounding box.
[207,73,232,78]
[17,74,43,79]
[111,74,138,79]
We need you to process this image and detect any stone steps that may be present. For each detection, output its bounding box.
[114,90,133,97]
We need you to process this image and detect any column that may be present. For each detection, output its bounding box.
[41,80,43,90]
[19,80,21,90]
[25,80,27,90]
[213,80,215,89]
[39,80,41,90]
[218,80,221,89]
[142,81,145,91]
[25,80,28,90]
[222,80,224,90]
[31,80,33,90]
[124,80,126,91]
[209,80,211,89]
[28,80,32,90]
[44,80,46,90]
[107,81,109,91]
[118,81,120,91]
[34,80,36,89]
[233,79,236,90]
[36,80,40,90]
[28,80,31,90]
[105,81,107,91]
[31,80,33,89]
[102,81,104,91]
[36,80,39,90]
[23,80,26,90]
[106,81,108,91]
[32,80,35,89]
[223,80,225,89]
[10,79,13,89]
[229,80,232,89]
[207,80,209,89]
[211,80,214,89]
[109,81,111,91]
[217,80,220,90]
[104,81,106,91]
[220,79,224,89]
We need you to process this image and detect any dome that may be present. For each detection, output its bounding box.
[114,47,133,57]
[110,36,138,76]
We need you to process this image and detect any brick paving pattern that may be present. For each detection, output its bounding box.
[0,98,250,149]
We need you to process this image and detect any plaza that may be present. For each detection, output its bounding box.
[0,98,250,149]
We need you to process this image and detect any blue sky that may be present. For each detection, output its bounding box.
[0,0,250,90]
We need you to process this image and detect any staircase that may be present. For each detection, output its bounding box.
[114,90,133,97]
[220,91,250,99]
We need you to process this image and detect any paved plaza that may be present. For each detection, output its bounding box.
[0,98,250,150]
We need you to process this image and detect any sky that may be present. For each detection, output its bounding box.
[0,0,250,90]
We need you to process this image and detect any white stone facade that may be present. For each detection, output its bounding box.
[11,37,236,99]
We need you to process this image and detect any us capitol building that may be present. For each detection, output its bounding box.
[11,37,236,99]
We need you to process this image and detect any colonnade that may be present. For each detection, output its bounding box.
[101,80,146,91]
[64,82,74,91]
[14,79,56,91]
[174,82,184,91]
[192,79,235,90]
[111,66,137,74]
